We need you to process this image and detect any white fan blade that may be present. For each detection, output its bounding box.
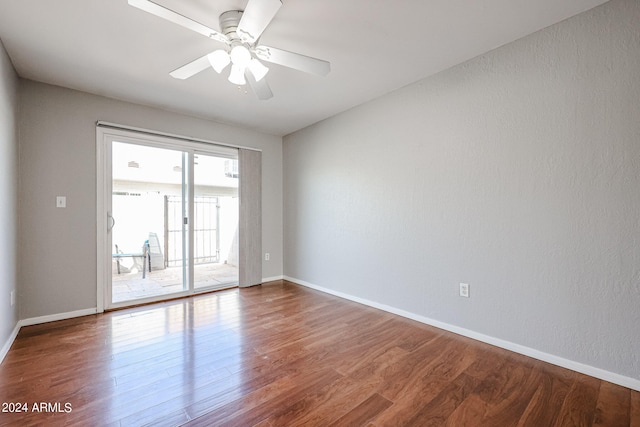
[245,69,273,100]
[128,0,228,44]
[169,54,212,79]
[254,45,330,76]
[237,0,282,44]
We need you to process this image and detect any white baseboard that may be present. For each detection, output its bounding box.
[262,275,284,283]
[19,308,98,327]
[0,322,21,364]
[1,308,98,365]
[284,276,640,392]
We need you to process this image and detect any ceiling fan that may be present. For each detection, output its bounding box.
[128,0,331,100]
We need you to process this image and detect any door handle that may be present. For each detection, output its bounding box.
[107,213,116,231]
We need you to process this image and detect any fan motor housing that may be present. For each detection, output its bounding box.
[219,10,243,38]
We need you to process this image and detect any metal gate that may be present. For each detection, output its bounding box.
[165,195,220,267]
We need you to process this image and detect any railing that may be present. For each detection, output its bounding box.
[165,195,220,267]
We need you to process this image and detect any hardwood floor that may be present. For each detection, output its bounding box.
[0,280,638,426]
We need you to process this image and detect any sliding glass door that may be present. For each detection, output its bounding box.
[192,153,240,291]
[111,142,189,304]
[99,129,239,310]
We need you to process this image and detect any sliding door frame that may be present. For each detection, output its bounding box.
[96,124,254,312]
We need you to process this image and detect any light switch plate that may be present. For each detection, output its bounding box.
[56,196,66,208]
[459,283,470,298]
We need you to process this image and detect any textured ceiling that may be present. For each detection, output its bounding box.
[0,0,609,136]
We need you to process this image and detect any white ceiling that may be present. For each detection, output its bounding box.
[0,0,608,136]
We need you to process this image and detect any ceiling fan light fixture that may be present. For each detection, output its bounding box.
[207,50,231,73]
[230,45,252,68]
[248,58,269,81]
[129,0,330,99]
[228,64,246,85]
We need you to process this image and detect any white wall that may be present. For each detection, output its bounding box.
[18,81,283,319]
[0,39,19,355]
[283,0,640,383]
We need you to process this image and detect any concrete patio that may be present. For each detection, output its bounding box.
[112,261,238,303]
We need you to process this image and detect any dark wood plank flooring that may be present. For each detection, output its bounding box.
[0,280,638,426]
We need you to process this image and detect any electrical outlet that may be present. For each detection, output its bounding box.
[10,290,15,306]
[459,283,470,298]
[264,253,270,261]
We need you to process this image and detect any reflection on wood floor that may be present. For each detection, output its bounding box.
[1,280,638,426]
[112,262,238,303]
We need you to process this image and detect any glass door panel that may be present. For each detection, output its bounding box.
[193,153,239,290]
[111,141,188,304]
